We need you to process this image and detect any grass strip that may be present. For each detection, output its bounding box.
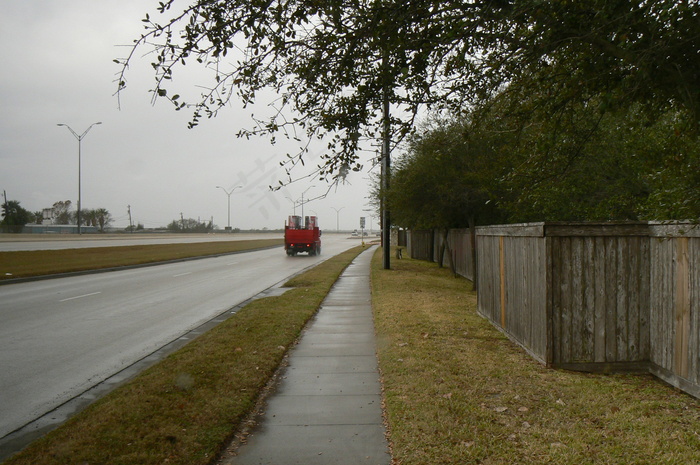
[4,245,367,465]
[371,251,700,465]
[0,239,282,280]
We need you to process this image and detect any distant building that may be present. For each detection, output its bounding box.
[42,208,53,224]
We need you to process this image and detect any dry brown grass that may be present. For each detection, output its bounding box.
[0,239,282,280]
[371,251,700,465]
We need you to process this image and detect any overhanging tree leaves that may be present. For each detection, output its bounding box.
[117,0,699,185]
[118,0,444,183]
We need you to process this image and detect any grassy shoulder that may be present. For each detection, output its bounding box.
[0,239,283,280]
[371,251,700,465]
[5,245,367,465]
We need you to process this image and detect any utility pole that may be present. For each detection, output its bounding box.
[127,205,133,232]
[381,50,391,270]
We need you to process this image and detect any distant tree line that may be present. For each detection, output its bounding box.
[1,198,224,234]
[166,217,215,233]
[1,199,113,233]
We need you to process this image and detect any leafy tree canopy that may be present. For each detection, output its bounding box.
[118,0,700,183]
[52,200,73,225]
[1,200,32,232]
[394,92,700,225]
[167,217,215,232]
[82,208,113,232]
[389,116,508,230]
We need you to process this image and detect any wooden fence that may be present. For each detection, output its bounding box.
[648,223,700,397]
[476,224,550,364]
[407,229,476,282]
[407,230,434,261]
[408,222,700,399]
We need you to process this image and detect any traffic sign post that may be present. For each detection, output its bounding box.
[360,217,366,246]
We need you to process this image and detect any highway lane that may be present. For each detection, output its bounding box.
[0,234,358,440]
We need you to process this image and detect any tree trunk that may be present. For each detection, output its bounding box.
[441,228,456,276]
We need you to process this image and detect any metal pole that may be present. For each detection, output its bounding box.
[77,137,82,234]
[227,193,231,229]
[57,122,102,235]
[286,197,298,216]
[300,185,315,224]
[332,207,345,232]
[217,185,242,231]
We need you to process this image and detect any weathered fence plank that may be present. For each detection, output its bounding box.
[474,224,549,364]
[593,237,606,363]
[647,224,700,397]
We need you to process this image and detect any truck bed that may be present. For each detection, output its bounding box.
[284,227,321,256]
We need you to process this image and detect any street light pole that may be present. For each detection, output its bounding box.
[363,208,374,235]
[300,185,315,220]
[57,122,102,235]
[331,207,345,232]
[216,185,243,231]
[285,197,299,216]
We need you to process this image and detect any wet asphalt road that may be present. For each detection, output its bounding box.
[0,234,359,442]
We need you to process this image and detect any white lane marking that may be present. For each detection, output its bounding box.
[59,292,101,302]
[173,272,192,277]
[227,262,239,266]
[216,273,240,281]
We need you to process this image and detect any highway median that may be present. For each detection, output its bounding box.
[0,239,283,282]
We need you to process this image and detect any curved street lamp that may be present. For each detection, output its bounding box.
[285,196,299,216]
[331,206,345,232]
[216,185,243,231]
[363,208,375,235]
[57,122,102,234]
[300,185,315,220]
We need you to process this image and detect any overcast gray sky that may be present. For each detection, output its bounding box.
[0,1,377,231]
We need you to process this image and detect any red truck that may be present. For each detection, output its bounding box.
[285,215,322,256]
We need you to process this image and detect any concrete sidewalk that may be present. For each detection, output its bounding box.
[221,246,391,465]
